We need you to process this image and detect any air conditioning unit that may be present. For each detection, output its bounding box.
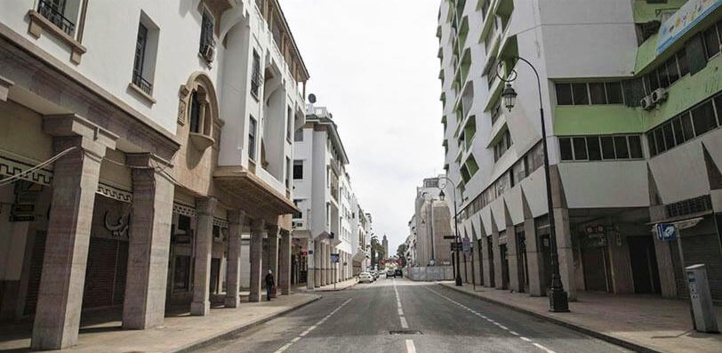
[651,88,668,104]
[640,95,655,111]
[202,43,216,63]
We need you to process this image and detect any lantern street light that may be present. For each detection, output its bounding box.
[498,56,569,312]
[437,176,463,287]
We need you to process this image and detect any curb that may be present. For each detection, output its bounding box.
[437,283,664,353]
[171,295,322,353]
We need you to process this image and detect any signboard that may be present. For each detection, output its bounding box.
[450,242,462,251]
[330,253,340,263]
[656,223,678,242]
[656,0,722,54]
[443,235,456,240]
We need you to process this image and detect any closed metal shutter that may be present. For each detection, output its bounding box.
[82,238,128,308]
[24,231,46,315]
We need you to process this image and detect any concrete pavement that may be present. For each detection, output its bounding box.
[0,293,320,353]
[439,281,722,353]
[295,277,359,292]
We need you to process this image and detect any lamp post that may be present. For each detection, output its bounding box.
[437,176,463,287]
[498,56,569,312]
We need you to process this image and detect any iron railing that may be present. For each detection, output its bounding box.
[132,72,153,95]
[37,0,75,36]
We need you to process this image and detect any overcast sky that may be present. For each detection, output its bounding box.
[278,0,444,254]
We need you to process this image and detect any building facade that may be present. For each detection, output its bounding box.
[0,0,308,349]
[291,104,360,288]
[412,176,453,268]
[438,0,722,302]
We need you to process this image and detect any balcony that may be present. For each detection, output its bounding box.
[37,0,75,36]
[213,166,299,219]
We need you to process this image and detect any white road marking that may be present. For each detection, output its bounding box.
[425,287,559,353]
[273,298,353,353]
[400,316,409,329]
[405,339,417,353]
[398,308,404,316]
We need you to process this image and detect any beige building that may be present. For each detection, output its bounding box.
[0,0,308,350]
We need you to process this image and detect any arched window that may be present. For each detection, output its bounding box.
[190,91,201,133]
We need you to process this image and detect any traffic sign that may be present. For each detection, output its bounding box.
[656,223,678,242]
[462,236,472,254]
[450,242,462,251]
[330,253,340,263]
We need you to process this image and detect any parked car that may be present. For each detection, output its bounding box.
[359,272,373,283]
[394,269,403,278]
[370,270,379,279]
[386,269,395,278]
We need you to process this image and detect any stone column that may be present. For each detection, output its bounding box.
[307,239,316,289]
[248,219,266,302]
[313,239,320,288]
[553,207,577,301]
[481,236,491,287]
[224,210,245,308]
[267,225,279,298]
[122,154,174,329]
[507,225,521,292]
[279,230,292,295]
[32,115,116,350]
[524,218,544,296]
[191,197,217,316]
[654,236,677,298]
[320,242,327,286]
[492,230,503,289]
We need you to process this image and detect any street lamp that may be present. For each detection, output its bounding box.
[437,176,463,287]
[498,56,569,312]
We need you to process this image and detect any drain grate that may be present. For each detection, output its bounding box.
[389,330,423,335]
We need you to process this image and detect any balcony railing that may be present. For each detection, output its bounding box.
[37,0,75,36]
[132,72,153,95]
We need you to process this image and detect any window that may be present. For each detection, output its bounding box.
[556,82,625,105]
[559,135,643,161]
[589,83,606,104]
[493,129,512,161]
[556,83,573,105]
[677,49,690,76]
[285,157,291,189]
[704,25,720,59]
[614,136,630,159]
[293,200,302,219]
[586,136,601,161]
[692,101,717,136]
[30,0,89,64]
[606,82,624,104]
[572,83,588,105]
[294,129,304,142]
[287,107,293,141]
[559,138,573,161]
[666,56,680,84]
[572,137,587,160]
[131,15,159,97]
[293,160,303,179]
[190,91,201,133]
[199,10,215,57]
[248,116,257,160]
[36,0,76,35]
[628,136,643,159]
[251,50,262,99]
[601,136,615,160]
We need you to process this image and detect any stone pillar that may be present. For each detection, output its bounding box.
[248,219,266,302]
[492,230,503,289]
[320,243,327,286]
[279,230,292,295]
[313,239,320,288]
[553,207,577,300]
[654,236,677,298]
[224,210,245,308]
[32,115,116,350]
[524,218,544,296]
[507,225,521,292]
[307,239,316,289]
[267,225,279,298]
[191,197,217,316]
[481,236,491,287]
[122,154,174,329]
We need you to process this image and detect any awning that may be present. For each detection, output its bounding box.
[214,166,299,218]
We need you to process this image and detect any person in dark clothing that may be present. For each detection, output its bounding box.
[265,270,275,301]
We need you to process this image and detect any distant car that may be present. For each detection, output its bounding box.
[370,270,379,279]
[359,272,373,283]
[394,269,403,278]
[386,269,395,278]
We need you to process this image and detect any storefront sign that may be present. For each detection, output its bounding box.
[656,223,678,242]
[657,0,722,54]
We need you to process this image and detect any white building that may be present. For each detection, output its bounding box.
[438,0,722,302]
[292,104,358,288]
[0,0,308,349]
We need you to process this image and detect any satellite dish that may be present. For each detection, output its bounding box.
[308,93,317,103]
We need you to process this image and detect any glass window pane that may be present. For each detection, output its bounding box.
[647,132,657,157]
[704,26,720,58]
[648,72,660,92]
[715,94,722,125]
[666,57,679,84]
[672,117,685,144]
[555,83,573,105]
[614,136,630,159]
[663,123,676,150]
[681,112,695,140]
[586,136,602,160]
[692,101,717,135]
[573,137,587,160]
[589,83,606,104]
[572,83,589,105]
[559,138,573,160]
[657,66,669,88]
[628,135,643,158]
[606,82,623,104]
[677,48,690,76]
[601,136,615,159]
[654,128,666,154]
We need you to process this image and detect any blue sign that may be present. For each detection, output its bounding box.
[656,223,678,242]
[656,0,722,54]
[330,253,340,263]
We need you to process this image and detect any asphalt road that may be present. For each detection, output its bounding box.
[197,277,632,353]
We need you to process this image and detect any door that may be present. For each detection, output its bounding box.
[500,244,509,289]
[487,237,495,287]
[582,246,610,292]
[539,235,553,293]
[516,228,529,293]
[628,236,661,294]
[210,258,221,294]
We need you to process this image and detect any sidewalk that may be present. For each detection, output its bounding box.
[439,282,722,353]
[0,293,320,353]
[296,277,359,292]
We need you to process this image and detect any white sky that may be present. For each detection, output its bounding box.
[278,0,444,254]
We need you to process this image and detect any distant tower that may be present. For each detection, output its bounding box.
[382,234,389,259]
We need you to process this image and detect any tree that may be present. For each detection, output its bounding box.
[370,235,386,268]
[396,244,407,267]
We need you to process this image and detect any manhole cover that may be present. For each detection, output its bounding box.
[389,330,423,335]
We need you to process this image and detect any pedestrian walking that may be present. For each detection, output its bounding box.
[265,270,275,301]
